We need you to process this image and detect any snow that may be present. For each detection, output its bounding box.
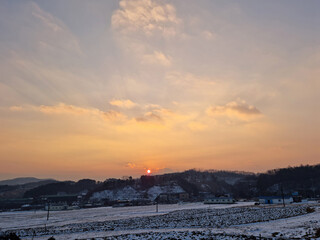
[1,202,319,240]
[90,184,185,202]
[91,186,141,201]
[0,202,252,230]
[222,206,320,239]
[147,184,185,200]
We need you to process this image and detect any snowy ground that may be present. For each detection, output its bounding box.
[0,202,252,230]
[1,202,319,240]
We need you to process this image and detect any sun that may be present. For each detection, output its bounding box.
[147,169,151,174]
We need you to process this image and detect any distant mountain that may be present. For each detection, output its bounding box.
[0,177,55,186]
[24,179,97,198]
[0,178,59,199]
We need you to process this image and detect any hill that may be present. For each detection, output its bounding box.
[2,164,320,201]
[0,177,55,186]
[0,179,58,199]
[257,164,320,197]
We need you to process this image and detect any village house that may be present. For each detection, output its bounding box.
[259,196,293,204]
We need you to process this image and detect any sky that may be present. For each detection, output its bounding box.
[0,0,319,180]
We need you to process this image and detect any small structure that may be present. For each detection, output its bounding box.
[292,192,302,202]
[0,198,33,211]
[42,194,78,204]
[156,192,189,203]
[259,196,293,204]
[113,200,132,207]
[179,192,189,201]
[45,202,68,211]
[204,197,235,204]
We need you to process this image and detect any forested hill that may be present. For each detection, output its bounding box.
[1,164,320,200]
[256,164,320,196]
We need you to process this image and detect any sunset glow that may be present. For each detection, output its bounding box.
[0,0,319,180]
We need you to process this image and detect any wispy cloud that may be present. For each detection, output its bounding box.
[109,99,137,109]
[166,72,216,87]
[142,51,172,66]
[30,2,82,56]
[9,103,126,122]
[207,100,262,121]
[31,3,64,32]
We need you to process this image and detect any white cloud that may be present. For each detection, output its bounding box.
[109,99,137,109]
[112,0,181,37]
[142,50,172,66]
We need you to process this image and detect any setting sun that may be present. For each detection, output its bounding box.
[147,169,151,174]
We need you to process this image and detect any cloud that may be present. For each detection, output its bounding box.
[109,99,137,109]
[156,167,174,174]
[135,105,173,123]
[29,2,82,56]
[31,3,63,32]
[102,110,127,121]
[145,103,162,109]
[9,102,194,129]
[0,2,86,107]
[126,162,136,169]
[9,106,23,112]
[135,107,168,123]
[207,100,262,121]
[111,0,180,70]
[112,0,181,37]
[166,72,216,87]
[135,111,163,122]
[39,103,94,115]
[142,51,172,66]
[9,103,126,122]
[201,30,215,40]
[134,107,194,129]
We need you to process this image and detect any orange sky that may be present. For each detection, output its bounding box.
[0,0,319,180]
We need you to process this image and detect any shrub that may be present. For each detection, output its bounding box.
[0,233,21,240]
[306,207,315,213]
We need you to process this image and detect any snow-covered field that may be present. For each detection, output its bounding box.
[1,202,319,240]
[0,202,252,230]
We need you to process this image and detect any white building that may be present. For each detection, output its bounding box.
[259,196,293,204]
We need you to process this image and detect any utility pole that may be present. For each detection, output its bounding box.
[45,201,50,232]
[281,184,286,207]
[47,201,50,220]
